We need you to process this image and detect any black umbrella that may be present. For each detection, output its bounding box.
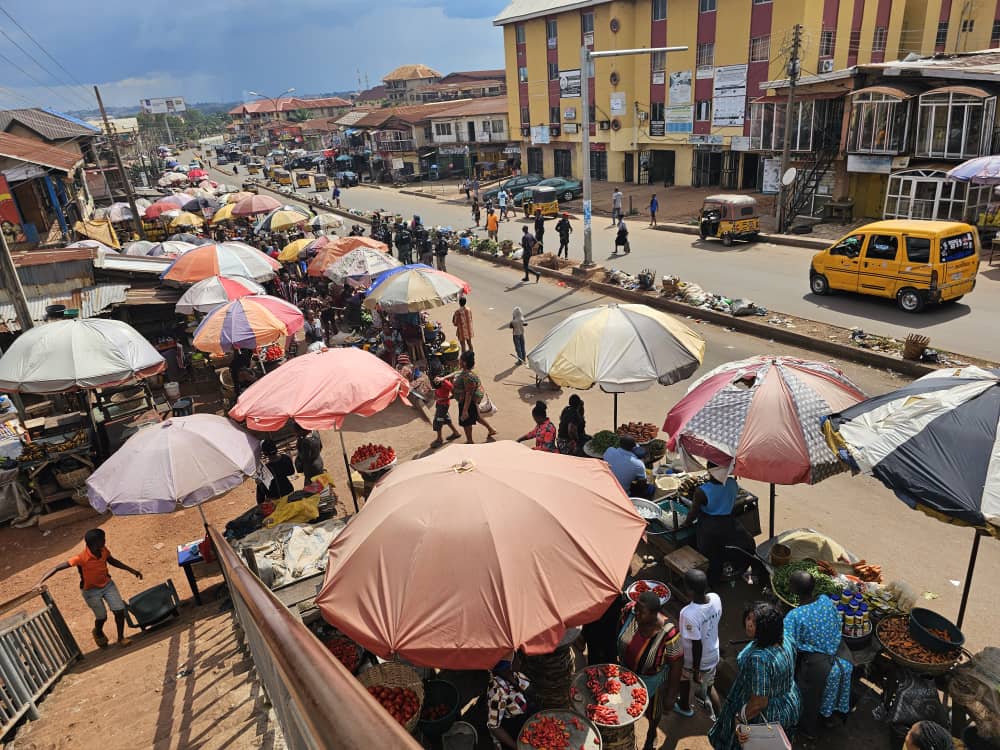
[181,196,220,213]
[169,233,212,245]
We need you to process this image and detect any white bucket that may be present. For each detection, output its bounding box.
[164,381,180,401]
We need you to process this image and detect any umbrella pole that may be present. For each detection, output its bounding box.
[769,483,776,539]
[338,430,360,513]
[198,503,208,529]
[613,393,619,430]
[956,530,983,629]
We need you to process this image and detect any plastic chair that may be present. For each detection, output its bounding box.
[124,579,181,631]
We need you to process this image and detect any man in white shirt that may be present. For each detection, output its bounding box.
[675,569,722,718]
[498,188,509,221]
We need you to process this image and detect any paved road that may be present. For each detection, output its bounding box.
[200,158,998,651]
[257,170,1000,361]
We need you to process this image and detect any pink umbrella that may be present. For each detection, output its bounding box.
[232,194,282,217]
[187,168,207,181]
[144,196,187,220]
[316,441,646,669]
[663,356,865,535]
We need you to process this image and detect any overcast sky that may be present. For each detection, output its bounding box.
[0,0,507,111]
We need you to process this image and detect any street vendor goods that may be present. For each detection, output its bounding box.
[616,422,658,443]
[626,579,670,606]
[517,710,601,750]
[323,636,362,673]
[350,443,396,472]
[772,560,840,606]
[570,665,648,727]
[877,615,962,667]
[366,685,420,726]
[589,430,620,455]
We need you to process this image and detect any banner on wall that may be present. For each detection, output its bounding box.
[712,64,748,127]
[762,158,781,194]
[668,71,691,106]
[609,92,626,116]
[559,69,581,98]
[666,106,693,133]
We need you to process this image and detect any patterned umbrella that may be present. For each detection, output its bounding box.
[232,194,282,217]
[175,275,265,314]
[255,208,310,233]
[161,242,280,284]
[664,356,866,536]
[193,295,303,355]
[324,247,402,288]
[307,236,389,276]
[308,213,344,231]
[363,264,470,313]
[946,156,1000,184]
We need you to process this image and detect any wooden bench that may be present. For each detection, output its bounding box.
[663,547,709,604]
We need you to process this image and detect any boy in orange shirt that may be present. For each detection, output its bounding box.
[37,528,143,648]
[486,209,499,241]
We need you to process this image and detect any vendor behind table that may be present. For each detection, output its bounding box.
[681,462,755,585]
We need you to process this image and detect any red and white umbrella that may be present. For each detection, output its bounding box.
[175,275,265,314]
[187,168,208,181]
[663,356,866,535]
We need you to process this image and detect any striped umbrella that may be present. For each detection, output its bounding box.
[363,264,470,313]
[664,356,866,535]
[256,208,310,233]
[307,236,389,276]
[946,156,1000,184]
[824,366,1000,626]
[232,194,282,217]
[324,247,402,288]
[193,295,303,355]
[161,242,280,284]
[528,303,705,427]
[175,275,265,314]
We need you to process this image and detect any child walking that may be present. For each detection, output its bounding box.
[510,306,528,364]
[430,376,462,447]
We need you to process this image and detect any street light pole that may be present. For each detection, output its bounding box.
[249,88,295,148]
[579,45,687,267]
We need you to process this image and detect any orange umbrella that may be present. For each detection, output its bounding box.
[160,242,280,284]
[316,441,646,669]
[307,236,389,277]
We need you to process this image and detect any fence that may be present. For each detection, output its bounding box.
[0,589,82,739]
[207,526,423,750]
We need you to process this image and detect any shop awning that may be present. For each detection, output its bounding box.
[922,85,995,99]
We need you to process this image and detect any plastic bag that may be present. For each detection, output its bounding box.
[263,495,320,528]
[731,299,757,317]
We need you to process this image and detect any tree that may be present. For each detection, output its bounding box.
[287,109,310,123]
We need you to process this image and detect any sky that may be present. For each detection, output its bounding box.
[0,0,508,111]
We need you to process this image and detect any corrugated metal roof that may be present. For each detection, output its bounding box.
[0,108,98,140]
[0,283,129,333]
[0,132,82,172]
[93,253,173,275]
[124,286,181,305]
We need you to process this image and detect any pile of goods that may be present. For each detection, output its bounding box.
[366,685,420,726]
[816,559,883,584]
[257,343,285,363]
[322,636,361,673]
[832,588,872,638]
[519,711,600,750]
[626,579,670,604]
[772,560,841,605]
[644,439,667,463]
[616,422,658,443]
[350,443,396,472]
[589,430,620,455]
[570,664,647,727]
[420,703,451,721]
[877,616,961,666]
[16,441,47,463]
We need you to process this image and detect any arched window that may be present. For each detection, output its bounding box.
[914,87,996,159]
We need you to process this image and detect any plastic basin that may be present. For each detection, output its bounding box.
[908,607,965,653]
[417,679,460,737]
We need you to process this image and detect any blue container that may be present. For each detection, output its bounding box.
[650,499,694,543]
[459,237,471,249]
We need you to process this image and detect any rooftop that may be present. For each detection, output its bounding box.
[228,96,353,116]
[439,69,506,83]
[0,132,84,173]
[429,97,511,119]
[494,0,608,25]
[354,100,478,128]
[355,84,387,103]
[334,109,373,127]
[0,107,99,141]
[383,64,442,82]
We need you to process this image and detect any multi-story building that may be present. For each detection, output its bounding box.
[494,0,1000,188]
[228,96,352,140]
[383,65,444,105]
[427,97,512,176]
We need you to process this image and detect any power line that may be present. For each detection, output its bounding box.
[0,47,87,112]
[0,3,86,88]
[0,27,92,110]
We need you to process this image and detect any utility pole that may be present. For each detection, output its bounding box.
[776,23,802,234]
[0,229,33,332]
[163,113,173,144]
[95,85,145,239]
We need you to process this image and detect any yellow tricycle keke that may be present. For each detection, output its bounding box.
[274,169,292,186]
[521,185,560,218]
[698,194,760,246]
[295,172,312,189]
[247,162,262,175]
[313,173,329,191]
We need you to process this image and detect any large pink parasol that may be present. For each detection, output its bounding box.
[316,441,646,669]
[232,194,282,217]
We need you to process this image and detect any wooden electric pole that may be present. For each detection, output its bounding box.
[0,228,33,331]
[776,24,802,234]
[94,85,145,240]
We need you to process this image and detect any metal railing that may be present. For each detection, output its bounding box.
[208,526,423,750]
[0,588,82,739]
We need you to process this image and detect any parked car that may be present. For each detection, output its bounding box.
[216,155,229,166]
[482,174,543,204]
[515,177,582,205]
[336,170,359,186]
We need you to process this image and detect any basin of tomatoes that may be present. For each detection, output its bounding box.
[322,636,361,673]
[517,709,602,750]
[350,443,396,472]
[569,664,647,727]
[367,685,420,726]
[625,579,671,607]
[420,703,451,721]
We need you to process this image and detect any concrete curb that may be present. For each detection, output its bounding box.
[651,222,832,250]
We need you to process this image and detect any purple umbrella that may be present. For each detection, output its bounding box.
[946,156,1000,184]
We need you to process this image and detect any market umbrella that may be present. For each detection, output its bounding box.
[0,319,165,393]
[946,156,1000,184]
[308,213,343,231]
[192,294,303,356]
[335,154,352,163]
[66,239,114,253]
[85,415,259,520]
[122,240,156,256]
[363,264,470,313]
[103,202,134,223]
[145,197,186,220]
[161,242,279,284]
[229,347,412,510]
[324,247,401,288]
[232,194,282,217]
[169,211,204,229]
[214,183,239,195]
[277,238,313,262]
[175,274,265,314]
[141,240,196,257]
[157,171,188,187]
[306,236,389,276]
[168,233,212,245]
[181,196,220,213]
[183,186,213,198]
[210,203,238,223]
[527,303,706,426]
[256,208,310,233]
[198,179,218,190]
[187,168,207,181]
[664,355,865,537]
[315,441,647,669]
[225,191,254,204]
[824,366,1000,626]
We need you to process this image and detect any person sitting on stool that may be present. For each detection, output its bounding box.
[681,462,754,585]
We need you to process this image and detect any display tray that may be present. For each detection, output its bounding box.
[624,579,670,606]
[517,709,602,750]
[569,664,649,728]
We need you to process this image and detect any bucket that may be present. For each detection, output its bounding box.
[770,543,792,568]
[164,382,180,401]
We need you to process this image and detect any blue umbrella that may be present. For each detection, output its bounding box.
[946,156,1000,184]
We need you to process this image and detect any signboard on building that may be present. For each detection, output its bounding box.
[689,134,723,145]
[712,65,748,127]
[696,66,714,80]
[666,106,693,133]
[531,125,551,145]
[559,69,582,98]
[563,107,576,120]
[563,123,579,134]
[762,157,781,194]
[139,97,186,114]
[652,72,665,85]
[0,175,24,243]
[669,71,692,105]
[847,154,893,174]
[609,92,627,116]
[649,121,665,136]
[476,130,491,143]
[392,158,405,170]
[730,136,750,151]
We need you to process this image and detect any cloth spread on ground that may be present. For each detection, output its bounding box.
[234,517,346,589]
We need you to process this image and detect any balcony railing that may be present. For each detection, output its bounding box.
[375,139,415,152]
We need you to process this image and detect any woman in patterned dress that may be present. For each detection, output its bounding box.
[486,655,538,749]
[709,601,801,750]
[516,402,558,452]
[452,296,474,354]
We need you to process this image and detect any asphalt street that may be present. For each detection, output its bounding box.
[201,158,999,651]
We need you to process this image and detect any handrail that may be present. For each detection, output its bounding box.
[0,590,43,618]
[208,526,423,750]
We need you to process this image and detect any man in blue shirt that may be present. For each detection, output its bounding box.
[681,462,755,584]
[602,437,648,495]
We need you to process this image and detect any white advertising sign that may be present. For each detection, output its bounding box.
[712,64,748,127]
[762,157,781,194]
[609,92,626,116]
[140,97,186,114]
[668,71,691,106]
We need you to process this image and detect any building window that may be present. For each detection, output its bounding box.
[696,42,714,68]
[915,90,996,159]
[884,169,991,221]
[546,18,557,40]
[651,102,665,121]
[582,12,594,33]
[434,123,452,136]
[936,22,948,46]
[520,106,530,123]
[652,0,667,21]
[651,51,666,72]
[695,99,711,121]
[848,92,910,154]
[548,62,559,80]
[550,106,561,123]
[752,0,771,3]
[424,126,432,140]
[992,19,1000,46]
[849,30,861,54]
[961,18,975,33]
[873,27,887,51]
[749,35,770,62]
[518,66,529,83]
[819,30,835,57]
[515,24,525,44]
[699,0,716,12]
[491,119,505,133]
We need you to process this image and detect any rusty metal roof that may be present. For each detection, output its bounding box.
[0,283,129,333]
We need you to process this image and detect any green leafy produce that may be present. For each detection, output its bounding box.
[772,560,840,606]
[590,430,620,454]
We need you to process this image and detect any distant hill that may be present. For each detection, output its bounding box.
[67,92,358,120]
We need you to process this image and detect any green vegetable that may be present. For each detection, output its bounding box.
[771,560,840,605]
[590,430,620,454]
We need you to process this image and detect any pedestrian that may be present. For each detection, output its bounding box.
[472,197,481,227]
[332,186,341,208]
[614,220,630,254]
[472,177,480,201]
[520,226,540,282]
[36,528,143,649]
[419,231,435,267]
[293,424,325,486]
[505,189,514,219]
[430,376,462,447]
[557,394,589,456]
[452,295,474,353]
[434,230,449,272]
[498,188,508,220]
[233,164,239,175]
[395,220,413,264]
[904,722,954,750]
[649,193,659,227]
[612,186,623,225]
[555,212,572,259]
[533,209,545,249]
[256,439,295,504]
[486,209,499,241]
[603,436,651,496]
[463,177,471,201]
[302,308,325,352]
[453,350,497,443]
[509,306,527,364]
[516,401,558,452]
[675,569,723,720]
